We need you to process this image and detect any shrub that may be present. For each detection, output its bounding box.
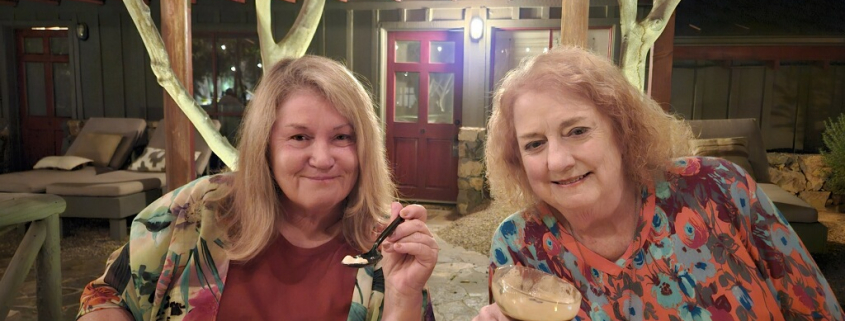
[822,113,845,195]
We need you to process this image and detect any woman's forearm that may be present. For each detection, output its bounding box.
[382,289,423,321]
[77,308,134,321]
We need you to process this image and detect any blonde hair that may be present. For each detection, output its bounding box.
[486,46,693,209]
[218,55,395,261]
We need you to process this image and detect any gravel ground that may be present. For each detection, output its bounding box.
[0,218,124,260]
[439,202,845,306]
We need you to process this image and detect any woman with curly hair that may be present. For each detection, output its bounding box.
[474,47,842,320]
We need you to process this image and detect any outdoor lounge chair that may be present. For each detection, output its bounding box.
[48,119,220,240]
[0,118,147,193]
[687,118,828,253]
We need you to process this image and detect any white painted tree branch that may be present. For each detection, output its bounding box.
[123,0,238,169]
[618,0,680,91]
[257,0,326,72]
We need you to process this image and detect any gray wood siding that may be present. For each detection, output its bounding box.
[671,62,845,152]
[0,0,164,122]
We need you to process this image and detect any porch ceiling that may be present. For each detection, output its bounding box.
[676,0,845,37]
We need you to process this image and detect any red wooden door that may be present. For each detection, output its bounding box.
[16,29,71,168]
[387,31,463,202]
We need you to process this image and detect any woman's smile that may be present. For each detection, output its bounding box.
[270,88,359,215]
[552,172,591,186]
[513,89,629,216]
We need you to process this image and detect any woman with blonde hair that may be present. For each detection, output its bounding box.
[79,56,438,321]
[474,46,842,320]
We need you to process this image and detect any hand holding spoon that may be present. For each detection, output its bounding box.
[342,216,405,267]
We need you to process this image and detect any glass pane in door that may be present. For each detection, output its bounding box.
[53,63,72,118]
[238,37,261,103]
[428,73,454,124]
[394,72,419,123]
[192,37,214,108]
[50,37,69,55]
[395,41,421,63]
[429,41,455,64]
[25,62,47,116]
[492,30,551,93]
[216,38,238,110]
[24,38,43,54]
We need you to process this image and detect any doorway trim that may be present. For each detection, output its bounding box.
[378,21,470,203]
[0,20,80,171]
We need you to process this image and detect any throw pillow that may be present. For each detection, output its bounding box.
[691,137,757,180]
[66,132,123,168]
[33,155,93,171]
[128,147,202,172]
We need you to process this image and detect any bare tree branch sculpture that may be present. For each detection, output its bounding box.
[257,0,325,72]
[124,0,327,170]
[618,0,680,91]
[124,0,239,169]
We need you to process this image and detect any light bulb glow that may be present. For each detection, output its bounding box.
[469,16,484,41]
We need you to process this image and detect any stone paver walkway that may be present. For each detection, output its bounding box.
[426,206,489,321]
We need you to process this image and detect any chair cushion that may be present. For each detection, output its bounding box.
[758,183,819,223]
[127,147,201,172]
[46,170,166,197]
[33,155,93,171]
[0,167,106,193]
[65,132,123,167]
[687,119,771,183]
[65,117,147,169]
[691,137,756,180]
[148,119,221,175]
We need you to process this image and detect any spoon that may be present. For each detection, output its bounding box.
[342,216,405,267]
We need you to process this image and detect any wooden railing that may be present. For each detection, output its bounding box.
[0,193,64,321]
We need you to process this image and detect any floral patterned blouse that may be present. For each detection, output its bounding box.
[489,156,843,321]
[78,173,434,321]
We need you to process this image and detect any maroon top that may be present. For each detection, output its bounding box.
[217,233,359,320]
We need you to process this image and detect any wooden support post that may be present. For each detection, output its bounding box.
[0,221,47,320]
[560,0,589,48]
[35,214,61,321]
[161,0,196,191]
[648,12,676,112]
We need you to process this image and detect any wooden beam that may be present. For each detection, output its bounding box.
[560,0,589,47]
[35,214,61,321]
[648,11,675,112]
[674,45,845,61]
[69,0,104,4]
[766,60,780,70]
[0,221,46,321]
[161,0,196,191]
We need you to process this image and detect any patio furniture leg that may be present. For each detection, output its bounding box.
[0,220,46,321]
[109,218,127,241]
[35,214,61,321]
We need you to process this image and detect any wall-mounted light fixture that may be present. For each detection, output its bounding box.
[76,23,89,41]
[469,16,484,41]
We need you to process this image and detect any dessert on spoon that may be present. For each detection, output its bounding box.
[342,216,405,267]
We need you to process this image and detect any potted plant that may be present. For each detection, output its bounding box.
[822,113,845,212]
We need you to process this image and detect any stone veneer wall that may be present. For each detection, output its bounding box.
[457,127,487,215]
[767,153,842,211]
